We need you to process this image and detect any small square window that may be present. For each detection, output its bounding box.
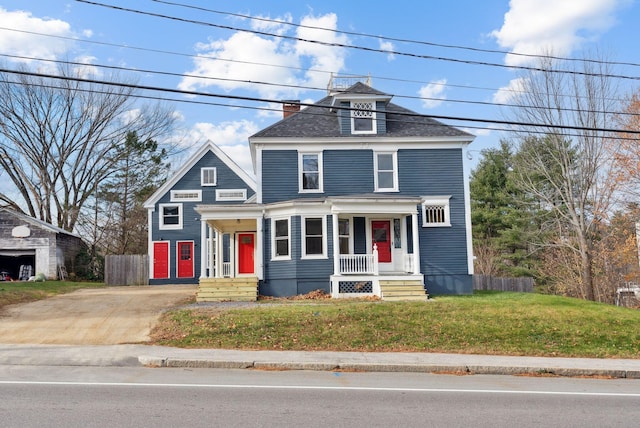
[159,203,183,229]
[201,167,217,186]
[351,101,376,134]
[422,197,451,227]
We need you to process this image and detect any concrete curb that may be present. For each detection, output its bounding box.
[138,356,640,379]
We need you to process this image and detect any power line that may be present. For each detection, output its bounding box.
[152,0,640,70]
[76,0,640,81]
[0,25,630,105]
[2,52,636,120]
[2,65,638,137]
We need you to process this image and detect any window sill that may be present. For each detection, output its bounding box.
[422,223,451,228]
[301,255,328,260]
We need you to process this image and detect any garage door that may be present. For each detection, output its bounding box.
[0,249,36,281]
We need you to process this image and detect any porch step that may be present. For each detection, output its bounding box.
[197,277,258,302]
[379,279,428,302]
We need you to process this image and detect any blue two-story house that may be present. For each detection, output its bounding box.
[145,79,475,301]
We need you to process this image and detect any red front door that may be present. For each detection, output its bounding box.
[177,241,194,278]
[372,221,392,263]
[238,233,255,274]
[153,242,169,279]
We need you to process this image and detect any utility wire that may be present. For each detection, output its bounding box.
[2,65,638,136]
[0,26,629,105]
[2,52,636,120]
[76,0,640,81]
[152,0,640,70]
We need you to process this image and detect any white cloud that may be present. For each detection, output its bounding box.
[418,79,447,109]
[0,8,75,66]
[179,12,348,99]
[186,120,260,173]
[490,0,630,66]
[492,77,528,104]
[379,39,395,61]
[295,13,349,88]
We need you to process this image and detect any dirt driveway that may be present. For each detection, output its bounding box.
[0,285,196,345]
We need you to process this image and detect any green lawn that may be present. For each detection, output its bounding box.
[151,292,640,358]
[0,280,104,307]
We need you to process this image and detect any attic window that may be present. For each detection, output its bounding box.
[351,101,376,134]
[216,189,247,201]
[201,167,217,186]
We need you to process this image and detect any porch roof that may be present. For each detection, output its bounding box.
[195,203,263,220]
[326,195,422,215]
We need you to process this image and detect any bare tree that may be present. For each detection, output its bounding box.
[507,52,619,301]
[0,63,176,232]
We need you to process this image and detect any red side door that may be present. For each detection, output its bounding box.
[153,241,169,279]
[177,241,194,278]
[372,221,391,263]
[238,233,255,274]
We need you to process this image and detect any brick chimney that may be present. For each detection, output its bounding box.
[282,100,300,118]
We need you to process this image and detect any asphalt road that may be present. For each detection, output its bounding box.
[1,366,639,427]
[0,285,196,344]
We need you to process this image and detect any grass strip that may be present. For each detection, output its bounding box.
[151,292,640,358]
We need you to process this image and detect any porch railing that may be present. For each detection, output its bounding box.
[404,254,414,273]
[222,262,231,277]
[339,245,379,275]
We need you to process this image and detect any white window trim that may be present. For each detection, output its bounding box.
[301,215,327,259]
[170,190,202,202]
[216,189,247,202]
[374,151,399,192]
[298,152,323,193]
[338,217,353,255]
[350,101,377,135]
[159,203,183,230]
[271,217,291,261]
[421,196,451,227]
[201,167,217,186]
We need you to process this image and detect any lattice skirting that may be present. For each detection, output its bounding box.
[338,280,373,293]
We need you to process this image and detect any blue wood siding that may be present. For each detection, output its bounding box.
[261,215,333,296]
[324,150,373,195]
[375,101,386,134]
[150,149,256,284]
[397,149,471,294]
[339,101,350,135]
[261,150,299,203]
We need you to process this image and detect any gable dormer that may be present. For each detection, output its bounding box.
[331,82,393,136]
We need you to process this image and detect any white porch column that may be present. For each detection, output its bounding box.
[256,216,264,280]
[208,225,215,278]
[411,212,421,275]
[216,231,223,278]
[199,218,207,279]
[332,213,340,275]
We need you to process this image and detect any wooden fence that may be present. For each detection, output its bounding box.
[473,275,534,292]
[104,255,149,286]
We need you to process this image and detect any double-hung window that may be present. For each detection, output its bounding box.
[302,216,326,258]
[351,101,376,134]
[272,218,290,259]
[299,152,323,193]
[159,203,183,229]
[374,151,398,192]
[338,218,351,254]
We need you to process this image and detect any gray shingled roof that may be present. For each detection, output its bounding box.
[250,82,473,139]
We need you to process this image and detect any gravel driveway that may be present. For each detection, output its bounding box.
[0,285,197,345]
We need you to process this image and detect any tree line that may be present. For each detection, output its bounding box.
[0,64,177,279]
[471,52,640,303]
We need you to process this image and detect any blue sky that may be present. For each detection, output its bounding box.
[0,0,638,174]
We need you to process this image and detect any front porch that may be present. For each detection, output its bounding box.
[328,196,428,301]
[195,204,263,302]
